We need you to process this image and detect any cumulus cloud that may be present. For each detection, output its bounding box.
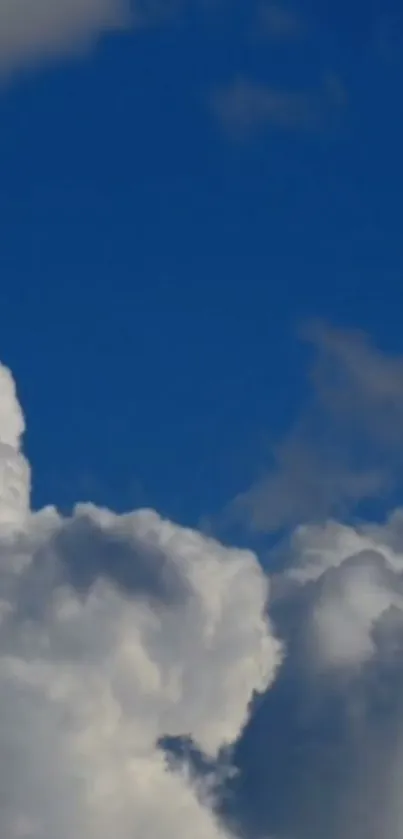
[231,322,403,532]
[0,363,30,525]
[0,361,282,839]
[224,511,403,839]
[6,323,403,839]
[217,324,403,837]
[282,516,403,675]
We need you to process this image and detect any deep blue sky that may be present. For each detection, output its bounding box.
[1,0,403,524]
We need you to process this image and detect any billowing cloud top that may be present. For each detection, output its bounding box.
[0,362,30,524]
[228,510,403,839]
[0,362,282,838]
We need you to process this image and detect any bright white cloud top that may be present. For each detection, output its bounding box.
[0,361,282,839]
[285,517,403,674]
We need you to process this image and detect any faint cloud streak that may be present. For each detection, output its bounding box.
[211,75,346,139]
[229,322,403,532]
[255,1,303,40]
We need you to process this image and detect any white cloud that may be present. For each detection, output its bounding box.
[230,509,403,839]
[284,514,403,835]
[219,324,403,839]
[0,361,282,839]
[282,513,403,675]
[0,363,30,525]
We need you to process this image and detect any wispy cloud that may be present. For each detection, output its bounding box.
[229,322,403,532]
[0,0,129,75]
[211,74,345,138]
[0,0,184,77]
[254,1,303,40]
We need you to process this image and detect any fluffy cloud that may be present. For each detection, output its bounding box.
[283,516,403,674]
[6,323,403,839]
[220,324,403,839]
[226,511,403,839]
[0,361,282,839]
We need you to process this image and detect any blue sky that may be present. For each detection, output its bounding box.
[2,3,403,839]
[1,0,403,527]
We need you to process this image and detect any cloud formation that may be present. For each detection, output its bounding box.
[255,2,302,39]
[211,75,345,138]
[0,361,282,839]
[232,322,403,532]
[0,0,133,74]
[227,511,403,839]
[0,0,185,75]
[215,324,403,839]
[5,323,403,839]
